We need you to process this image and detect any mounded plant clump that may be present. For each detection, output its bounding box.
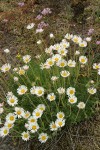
[0,33,100,143]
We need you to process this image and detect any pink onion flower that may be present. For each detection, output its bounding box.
[41,8,52,15]
[36,15,43,20]
[96,41,100,45]
[18,2,25,7]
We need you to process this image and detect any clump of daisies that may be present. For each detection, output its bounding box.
[0,33,99,143]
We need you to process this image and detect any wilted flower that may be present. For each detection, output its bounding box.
[77,102,85,109]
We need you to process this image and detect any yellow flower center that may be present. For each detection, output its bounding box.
[21,89,25,94]
[32,125,36,130]
[8,123,12,128]
[59,114,63,118]
[38,90,42,95]
[69,90,74,94]
[3,129,8,134]
[80,44,84,47]
[19,70,25,75]
[41,136,46,141]
[74,38,78,43]
[55,58,59,61]
[52,124,56,128]
[70,99,74,103]
[58,122,63,126]
[10,99,15,103]
[17,110,21,115]
[60,62,65,67]
[95,65,99,69]
[48,61,53,65]
[24,134,28,138]
[30,119,35,123]
[10,116,14,121]
[81,58,85,63]
[50,96,54,100]
[36,112,40,117]
[5,67,9,71]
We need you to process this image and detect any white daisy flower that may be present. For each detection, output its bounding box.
[47,93,56,101]
[28,116,37,124]
[7,95,18,106]
[37,104,46,111]
[87,87,97,94]
[77,102,86,109]
[1,63,11,73]
[66,87,75,96]
[57,87,65,94]
[23,55,31,64]
[22,111,31,119]
[6,113,16,123]
[46,58,54,67]
[72,35,82,44]
[93,63,100,70]
[57,112,65,120]
[60,70,70,78]
[32,108,43,119]
[4,122,14,129]
[50,122,58,131]
[29,123,39,133]
[79,41,87,47]
[68,95,77,104]
[56,59,67,68]
[55,119,65,128]
[18,68,25,75]
[35,87,44,97]
[52,54,62,63]
[68,60,76,67]
[60,41,70,49]
[38,133,48,143]
[54,43,61,51]
[15,107,24,118]
[0,127,9,137]
[21,131,30,141]
[79,56,88,64]
[17,85,27,95]
[58,48,68,56]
